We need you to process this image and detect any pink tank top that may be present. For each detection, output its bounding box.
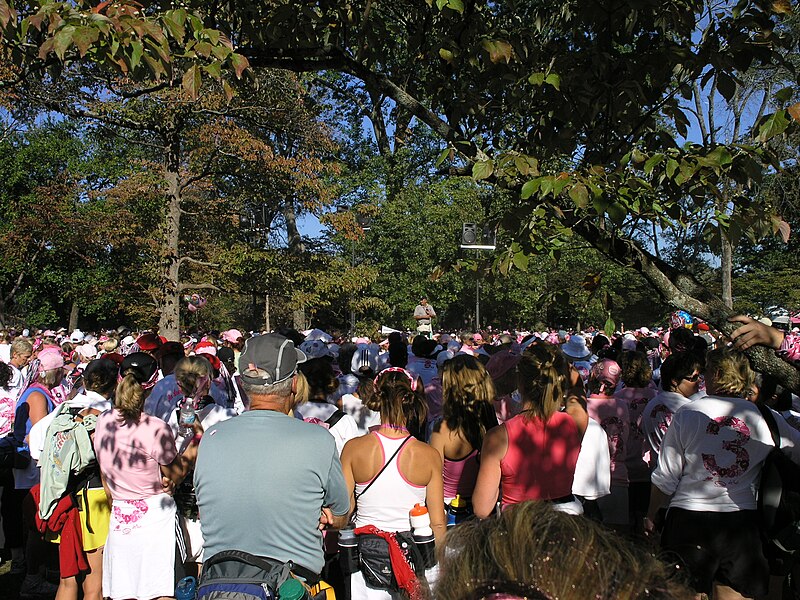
[500,411,580,506]
[442,449,479,499]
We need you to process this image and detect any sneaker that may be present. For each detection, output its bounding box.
[19,574,59,598]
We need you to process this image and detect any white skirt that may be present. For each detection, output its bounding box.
[103,494,176,600]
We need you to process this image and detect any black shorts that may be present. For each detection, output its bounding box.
[660,507,769,597]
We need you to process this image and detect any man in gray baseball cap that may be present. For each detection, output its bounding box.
[195,334,350,581]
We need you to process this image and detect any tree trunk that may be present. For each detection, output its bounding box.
[158,124,183,340]
[68,300,79,332]
[721,235,733,309]
[282,202,306,330]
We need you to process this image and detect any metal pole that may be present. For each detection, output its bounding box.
[265,294,270,332]
[475,249,480,331]
[350,242,356,335]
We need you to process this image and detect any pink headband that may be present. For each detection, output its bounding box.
[373,367,418,392]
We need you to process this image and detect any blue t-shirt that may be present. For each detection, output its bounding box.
[194,409,350,574]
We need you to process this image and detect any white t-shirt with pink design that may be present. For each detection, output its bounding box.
[652,395,800,512]
[642,390,693,462]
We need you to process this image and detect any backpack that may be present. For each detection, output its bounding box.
[303,409,346,430]
[197,550,332,600]
[756,403,800,554]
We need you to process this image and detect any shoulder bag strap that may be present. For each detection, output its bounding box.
[324,409,346,429]
[354,435,413,503]
[756,403,781,449]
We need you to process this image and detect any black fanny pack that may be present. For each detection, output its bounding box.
[357,531,424,592]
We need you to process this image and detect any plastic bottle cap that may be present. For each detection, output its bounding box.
[450,494,466,508]
[410,503,428,516]
[278,578,306,600]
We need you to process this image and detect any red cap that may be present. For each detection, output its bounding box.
[409,503,428,516]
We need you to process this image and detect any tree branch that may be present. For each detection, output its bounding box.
[178,257,220,269]
[177,282,221,292]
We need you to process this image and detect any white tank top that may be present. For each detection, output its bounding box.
[354,432,427,531]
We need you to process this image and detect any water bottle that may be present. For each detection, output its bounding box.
[178,398,196,438]
[447,494,470,527]
[338,527,359,576]
[410,503,436,569]
[278,577,308,600]
[175,576,196,600]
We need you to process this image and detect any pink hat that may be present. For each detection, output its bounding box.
[221,329,243,343]
[591,359,621,388]
[485,351,521,380]
[38,347,65,372]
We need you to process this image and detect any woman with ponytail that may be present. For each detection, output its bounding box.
[341,367,445,599]
[93,352,198,600]
[429,354,499,505]
[472,342,588,518]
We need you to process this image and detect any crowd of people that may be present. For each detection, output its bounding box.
[0,312,799,600]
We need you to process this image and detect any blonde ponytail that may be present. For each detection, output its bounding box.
[115,372,144,422]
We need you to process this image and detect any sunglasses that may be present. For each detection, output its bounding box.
[683,373,701,382]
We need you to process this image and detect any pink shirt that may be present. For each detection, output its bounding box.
[500,412,580,505]
[443,449,479,499]
[587,394,631,486]
[94,410,177,501]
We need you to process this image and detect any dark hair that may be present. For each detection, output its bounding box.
[298,357,339,401]
[660,351,704,392]
[337,342,358,376]
[668,327,695,353]
[83,358,118,397]
[591,334,610,354]
[388,342,408,368]
[619,351,653,389]
[0,361,12,389]
[366,370,427,439]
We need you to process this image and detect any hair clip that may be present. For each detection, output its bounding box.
[374,367,418,391]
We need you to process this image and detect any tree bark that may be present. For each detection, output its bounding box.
[158,122,183,340]
[282,201,306,330]
[68,300,79,333]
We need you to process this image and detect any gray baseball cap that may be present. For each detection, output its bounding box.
[239,334,307,385]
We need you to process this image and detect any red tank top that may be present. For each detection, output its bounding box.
[500,411,580,506]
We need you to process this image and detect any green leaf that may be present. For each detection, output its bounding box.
[72,26,100,58]
[757,111,790,143]
[666,159,679,179]
[528,72,545,86]
[163,15,186,41]
[203,60,222,78]
[53,26,76,60]
[520,178,540,199]
[129,40,143,70]
[544,73,560,90]
[435,147,451,168]
[472,160,494,181]
[568,183,589,209]
[644,153,664,174]
[438,48,454,62]
[604,316,616,338]
[182,64,201,99]
[607,202,626,226]
[512,251,529,271]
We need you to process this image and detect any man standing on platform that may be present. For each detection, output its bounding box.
[414,296,436,339]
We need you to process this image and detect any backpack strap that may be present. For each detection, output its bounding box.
[202,550,320,586]
[756,403,781,449]
[324,409,346,429]
[354,435,413,504]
